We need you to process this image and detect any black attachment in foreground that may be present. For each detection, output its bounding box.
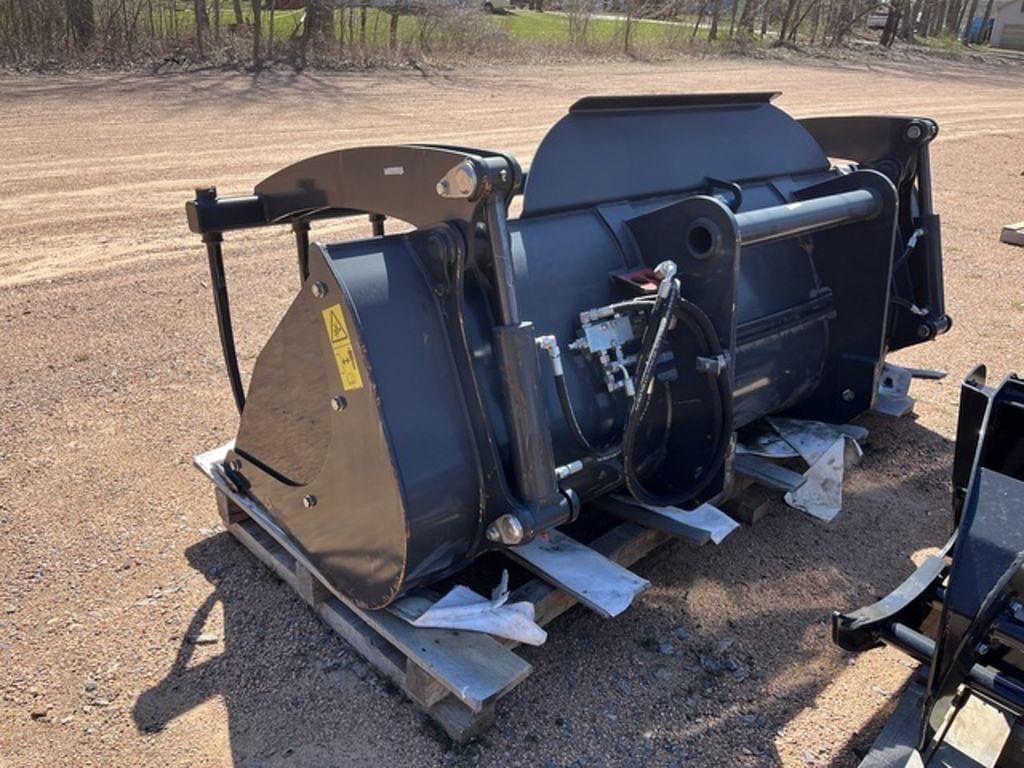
[833,367,1024,764]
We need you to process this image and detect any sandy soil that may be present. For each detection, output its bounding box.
[0,58,1023,768]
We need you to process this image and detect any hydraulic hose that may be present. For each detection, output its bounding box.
[555,373,604,456]
[621,281,733,507]
[544,282,730,506]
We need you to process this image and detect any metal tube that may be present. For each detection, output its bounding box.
[204,234,246,414]
[885,622,1024,715]
[292,219,310,284]
[735,188,883,246]
[484,195,520,326]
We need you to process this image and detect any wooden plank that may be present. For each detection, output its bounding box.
[428,698,495,744]
[508,528,650,619]
[405,661,450,710]
[195,445,531,714]
[294,561,331,607]
[721,483,775,525]
[215,490,248,526]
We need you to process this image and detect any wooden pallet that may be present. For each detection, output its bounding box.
[194,445,675,742]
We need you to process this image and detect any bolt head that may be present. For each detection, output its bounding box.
[303,495,317,509]
[227,459,242,472]
[917,323,931,339]
[331,395,347,412]
[906,123,923,141]
[311,281,328,298]
[842,388,856,402]
[486,514,524,546]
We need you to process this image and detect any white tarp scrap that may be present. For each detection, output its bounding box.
[401,571,547,646]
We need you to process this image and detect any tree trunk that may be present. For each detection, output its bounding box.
[778,0,800,41]
[692,0,708,37]
[232,0,244,27]
[267,0,275,56]
[728,0,740,37]
[67,0,95,48]
[388,10,398,49]
[194,0,209,55]
[623,0,634,52]
[251,0,261,66]
[359,1,366,45]
[708,0,722,40]
[901,0,921,40]
[737,0,757,36]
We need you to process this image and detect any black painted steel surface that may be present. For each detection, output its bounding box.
[190,94,949,607]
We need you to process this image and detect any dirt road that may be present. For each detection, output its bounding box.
[1,58,1023,768]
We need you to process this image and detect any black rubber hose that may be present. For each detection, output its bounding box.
[621,283,732,507]
[554,371,620,461]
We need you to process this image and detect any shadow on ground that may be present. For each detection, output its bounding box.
[133,414,954,767]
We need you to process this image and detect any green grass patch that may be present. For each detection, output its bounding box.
[499,9,707,47]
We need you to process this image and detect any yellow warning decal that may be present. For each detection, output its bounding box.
[321,304,364,391]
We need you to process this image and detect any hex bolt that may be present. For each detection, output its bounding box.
[485,514,525,545]
[227,459,242,472]
[917,323,931,339]
[842,388,856,402]
[331,395,347,412]
[311,281,328,298]
[906,123,923,141]
[303,495,317,509]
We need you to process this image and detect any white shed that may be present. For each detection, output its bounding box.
[992,0,1024,50]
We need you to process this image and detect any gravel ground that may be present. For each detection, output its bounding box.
[1,58,1022,768]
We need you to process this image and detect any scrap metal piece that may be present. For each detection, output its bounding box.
[1001,221,1024,247]
[767,416,855,465]
[737,426,801,459]
[783,436,847,522]
[733,453,807,493]
[509,529,650,619]
[600,496,739,545]
[873,363,916,418]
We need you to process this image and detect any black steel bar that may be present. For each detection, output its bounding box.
[885,622,1024,715]
[186,193,362,235]
[203,234,246,414]
[484,195,521,326]
[914,143,948,339]
[735,188,883,246]
[917,144,934,216]
[292,219,311,284]
[370,213,385,237]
